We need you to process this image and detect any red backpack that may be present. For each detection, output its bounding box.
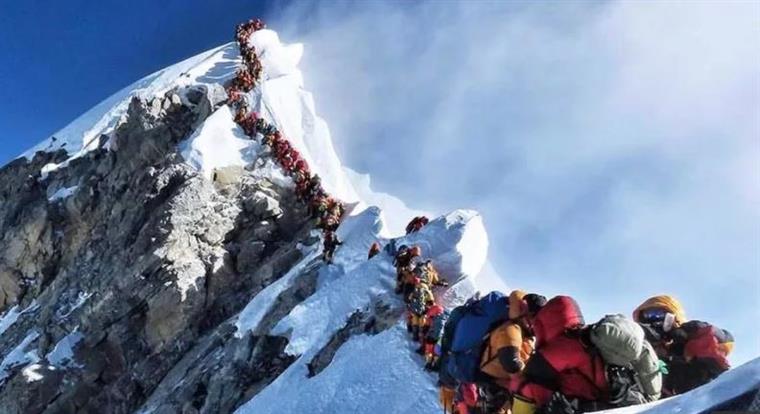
[532,296,585,348]
[682,321,733,370]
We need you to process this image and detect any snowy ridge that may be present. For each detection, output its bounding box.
[246,29,361,204]
[235,208,487,414]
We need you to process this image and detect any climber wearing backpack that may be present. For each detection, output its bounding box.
[232,68,256,92]
[322,231,341,263]
[394,245,421,296]
[262,129,281,148]
[633,296,733,396]
[662,320,734,395]
[480,291,546,381]
[303,175,323,206]
[320,201,344,232]
[367,242,381,259]
[393,245,410,266]
[413,260,449,288]
[274,139,291,159]
[316,198,343,231]
[477,291,546,413]
[234,109,258,136]
[240,45,258,67]
[293,169,311,198]
[393,244,410,294]
[284,148,301,173]
[308,194,329,219]
[319,214,340,233]
[256,118,277,138]
[276,145,296,171]
[280,151,294,172]
[292,159,310,189]
[405,216,430,234]
[437,294,483,414]
[512,296,609,414]
[423,304,449,371]
[401,261,426,303]
[586,314,663,407]
[407,279,434,340]
[307,175,323,199]
[442,291,512,387]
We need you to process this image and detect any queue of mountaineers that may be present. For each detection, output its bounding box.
[227,19,345,264]
[370,217,735,414]
[226,18,735,414]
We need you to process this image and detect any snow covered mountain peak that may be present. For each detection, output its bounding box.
[1,22,756,414]
[0,24,491,414]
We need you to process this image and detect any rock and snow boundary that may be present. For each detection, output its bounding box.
[7,19,758,414]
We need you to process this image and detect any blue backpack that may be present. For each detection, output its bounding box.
[445,291,510,383]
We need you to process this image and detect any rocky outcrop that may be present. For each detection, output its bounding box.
[307,300,400,378]
[0,88,326,413]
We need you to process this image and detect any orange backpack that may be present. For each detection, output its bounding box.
[480,321,533,380]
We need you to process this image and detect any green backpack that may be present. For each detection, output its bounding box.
[408,287,430,316]
[589,314,662,400]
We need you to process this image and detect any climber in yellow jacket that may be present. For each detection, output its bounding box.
[479,290,547,413]
[481,291,547,380]
[407,279,435,341]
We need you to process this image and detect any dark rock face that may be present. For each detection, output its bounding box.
[0,81,402,414]
[0,89,318,414]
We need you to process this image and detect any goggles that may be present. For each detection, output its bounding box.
[639,308,676,332]
[639,308,668,324]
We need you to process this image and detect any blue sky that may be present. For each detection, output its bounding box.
[1,1,758,365]
[0,0,282,163]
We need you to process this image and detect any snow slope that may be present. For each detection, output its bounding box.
[235,207,485,414]
[180,105,260,180]
[20,43,239,164]
[13,25,758,414]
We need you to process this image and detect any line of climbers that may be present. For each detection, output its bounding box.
[227,18,345,263]
[370,218,735,414]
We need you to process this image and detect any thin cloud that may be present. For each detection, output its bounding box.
[272,1,760,364]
